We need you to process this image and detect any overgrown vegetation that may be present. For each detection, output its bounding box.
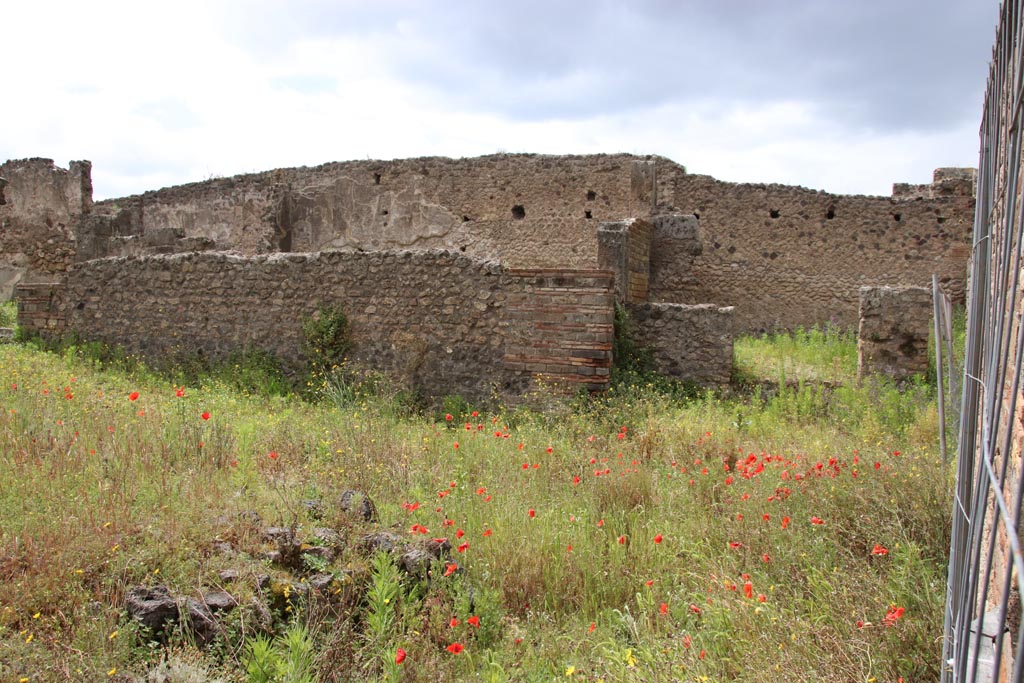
[734,324,858,384]
[0,299,16,328]
[0,327,951,681]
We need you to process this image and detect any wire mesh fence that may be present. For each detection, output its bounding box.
[943,2,1024,681]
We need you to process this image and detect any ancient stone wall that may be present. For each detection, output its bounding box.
[628,302,734,385]
[24,250,615,401]
[14,282,66,335]
[90,154,662,267]
[856,286,932,381]
[505,270,614,388]
[654,171,974,333]
[0,158,92,299]
[598,218,652,304]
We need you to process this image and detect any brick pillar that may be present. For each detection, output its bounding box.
[857,286,932,380]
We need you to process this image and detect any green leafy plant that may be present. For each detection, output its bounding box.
[302,304,352,380]
[244,624,317,683]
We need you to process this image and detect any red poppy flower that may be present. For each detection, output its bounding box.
[449,617,459,628]
[201,412,210,420]
[728,541,743,549]
[588,622,596,633]
[811,516,825,525]
[129,392,139,401]
[618,535,627,544]
[175,386,186,397]
[445,413,453,421]
[781,516,790,530]
[483,528,492,537]
[743,581,753,599]
[659,602,669,615]
[683,634,691,648]
[546,446,553,454]
[597,519,605,527]
[762,553,771,563]
[573,475,581,485]
[457,542,469,553]
[395,648,406,664]
[654,534,663,544]
[645,579,655,587]
[467,615,480,628]
[528,509,536,518]
[757,593,767,603]
[268,451,279,460]
[454,442,459,449]
[883,605,905,626]
[446,642,464,654]
[455,529,465,539]
[871,543,889,556]
[444,563,458,577]
[689,604,702,614]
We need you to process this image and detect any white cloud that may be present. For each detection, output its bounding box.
[0,1,995,199]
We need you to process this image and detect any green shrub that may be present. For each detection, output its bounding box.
[0,300,16,328]
[302,304,352,379]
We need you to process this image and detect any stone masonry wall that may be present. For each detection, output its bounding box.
[28,250,615,401]
[628,302,734,386]
[90,154,662,267]
[14,282,66,336]
[655,171,974,333]
[856,286,932,381]
[597,218,653,304]
[0,158,92,299]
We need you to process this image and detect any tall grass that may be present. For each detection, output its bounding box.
[0,337,949,682]
[0,300,16,328]
[734,324,858,384]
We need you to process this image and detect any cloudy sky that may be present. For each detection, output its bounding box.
[2,1,998,199]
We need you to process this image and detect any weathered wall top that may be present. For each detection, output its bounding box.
[0,158,93,299]
[892,167,976,200]
[89,153,665,265]
[652,167,975,331]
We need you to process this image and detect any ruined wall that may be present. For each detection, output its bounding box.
[653,171,974,333]
[856,286,932,381]
[0,158,92,299]
[505,270,614,388]
[90,154,662,268]
[27,250,615,401]
[597,218,653,304]
[628,302,734,386]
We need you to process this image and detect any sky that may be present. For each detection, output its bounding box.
[1,1,999,200]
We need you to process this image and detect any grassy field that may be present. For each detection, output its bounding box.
[0,328,950,682]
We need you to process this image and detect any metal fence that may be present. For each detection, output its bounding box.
[943,2,1024,681]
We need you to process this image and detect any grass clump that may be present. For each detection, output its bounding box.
[0,300,16,328]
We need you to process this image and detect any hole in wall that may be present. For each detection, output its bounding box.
[462,215,471,222]
[769,209,780,219]
[382,209,388,216]
[459,245,467,252]
[693,212,700,220]
[825,207,835,220]
[511,205,526,220]
[76,302,85,310]
[586,190,596,201]
[0,178,6,205]
[373,173,381,185]
[893,213,902,222]
[937,216,946,224]
[585,210,593,219]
